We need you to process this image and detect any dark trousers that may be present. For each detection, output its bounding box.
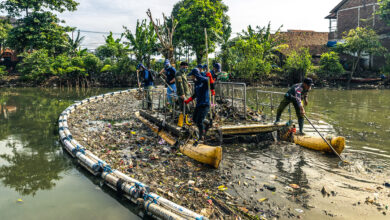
[178,96,190,113]
[276,97,304,132]
[193,105,210,140]
[144,86,153,110]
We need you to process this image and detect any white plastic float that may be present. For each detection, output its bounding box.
[58,89,206,220]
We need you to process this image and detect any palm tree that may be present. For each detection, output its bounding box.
[123,19,158,67]
[67,30,85,56]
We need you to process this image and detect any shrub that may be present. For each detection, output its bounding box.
[284,48,312,83]
[83,53,102,77]
[318,52,344,78]
[228,37,273,80]
[0,65,7,79]
[17,49,53,82]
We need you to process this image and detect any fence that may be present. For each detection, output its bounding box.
[214,82,247,117]
[139,85,293,124]
[251,90,292,123]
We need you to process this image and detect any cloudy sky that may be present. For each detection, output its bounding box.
[56,0,342,49]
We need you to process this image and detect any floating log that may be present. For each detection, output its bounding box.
[210,123,287,135]
[135,111,223,169]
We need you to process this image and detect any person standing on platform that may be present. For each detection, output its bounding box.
[274,78,313,135]
[160,59,177,106]
[185,68,210,143]
[137,63,154,110]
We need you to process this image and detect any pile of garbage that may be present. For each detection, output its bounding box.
[67,92,390,219]
[67,93,303,219]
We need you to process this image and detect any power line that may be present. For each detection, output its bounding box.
[77,29,122,35]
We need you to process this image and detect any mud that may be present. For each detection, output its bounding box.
[67,92,390,220]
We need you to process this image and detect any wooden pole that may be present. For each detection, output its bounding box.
[204,28,209,71]
[205,28,213,122]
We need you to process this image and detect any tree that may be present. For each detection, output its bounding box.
[1,0,78,54]
[174,0,230,64]
[67,30,85,56]
[228,37,271,80]
[318,52,344,78]
[0,19,12,51]
[95,32,129,61]
[123,19,158,67]
[284,48,313,83]
[378,0,390,25]
[339,27,386,84]
[147,9,178,63]
[0,0,78,17]
[17,49,53,82]
[240,23,286,65]
[217,14,232,70]
[7,12,72,55]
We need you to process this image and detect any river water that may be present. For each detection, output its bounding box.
[0,87,389,220]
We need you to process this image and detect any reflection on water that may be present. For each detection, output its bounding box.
[0,89,73,196]
[248,88,390,159]
[0,140,68,196]
[0,88,140,220]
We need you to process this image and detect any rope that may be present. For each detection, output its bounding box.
[116,178,125,195]
[103,165,114,179]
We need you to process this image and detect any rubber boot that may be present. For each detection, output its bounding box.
[298,117,305,135]
[274,117,281,125]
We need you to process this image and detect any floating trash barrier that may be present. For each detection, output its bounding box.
[58,88,207,220]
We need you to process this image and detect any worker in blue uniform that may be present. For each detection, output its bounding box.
[185,67,210,143]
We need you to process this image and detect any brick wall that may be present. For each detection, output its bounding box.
[336,0,390,35]
[338,8,359,36]
[330,0,390,68]
[278,32,328,55]
[339,0,377,10]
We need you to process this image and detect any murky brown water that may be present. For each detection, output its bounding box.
[0,88,142,220]
[0,87,389,220]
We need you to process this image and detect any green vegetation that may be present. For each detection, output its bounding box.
[284,48,313,83]
[1,0,389,87]
[338,27,386,84]
[378,0,390,25]
[123,20,158,66]
[0,19,12,51]
[174,0,229,63]
[318,52,344,78]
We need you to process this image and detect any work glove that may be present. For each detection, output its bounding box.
[211,89,215,96]
[184,97,193,104]
[206,72,215,84]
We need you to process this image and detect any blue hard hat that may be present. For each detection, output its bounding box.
[196,64,203,69]
[137,63,145,70]
[187,68,199,77]
[203,64,208,70]
[164,59,170,67]
[213,63,221,71]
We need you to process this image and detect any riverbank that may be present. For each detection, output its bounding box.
[66,90,390,219]
[1,75,389,89]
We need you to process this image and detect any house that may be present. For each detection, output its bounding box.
[325,0,390,68]
[276,30,329,64]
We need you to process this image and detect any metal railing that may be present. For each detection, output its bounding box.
[139,85,293,124]
[214,82,247,117]
[253,90,292,123]
[141,87,188,124]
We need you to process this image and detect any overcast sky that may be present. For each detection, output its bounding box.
[56,0,342,49]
